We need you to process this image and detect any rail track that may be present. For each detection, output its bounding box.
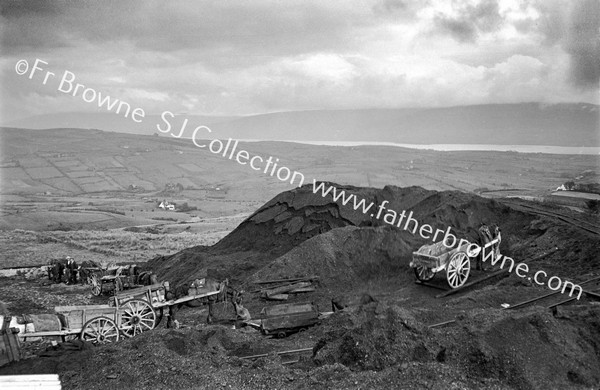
[428,274,600,329]
[498,198,600,236]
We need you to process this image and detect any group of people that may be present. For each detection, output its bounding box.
[47,256,79,284]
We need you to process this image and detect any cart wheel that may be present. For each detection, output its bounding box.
[80,316,120,344]
[90,274,101,296]
[414,266,435,282]
[277,331,287,339]
[120,299,156,337]
[446,252,470,289]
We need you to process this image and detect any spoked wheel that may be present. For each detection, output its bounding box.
[414,266,435,282]
[90,274,101,296]
[446,252,470,289]
[80,316,120,344]
[120,299,156,337]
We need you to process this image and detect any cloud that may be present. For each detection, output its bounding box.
[0,0,597,122]
[433,0,502,43]
[0,0,372,64]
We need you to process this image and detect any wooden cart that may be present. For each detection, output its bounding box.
[89,266,144,296]
[410,233,501,289]
[410,241,472,288]
[16,305,124,344]
[14,280,226,344]
[109,280,226,337]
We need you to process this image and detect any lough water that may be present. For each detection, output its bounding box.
[264,141,600,155]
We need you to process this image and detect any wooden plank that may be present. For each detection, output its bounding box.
[154,287,223,308]
[0,374,61,390]
[0,374,60,382]
[264,282,311,297]
[504,290,561,310]
[4,328,21,363]
[115,283,163,298]
[55,304,111,311]
[1,329,12,367]
[240,347,313,360]
[265,294,288,301]
[506,275,600,310]
[288,287,316,293]
[254,276,318,285]
[17,330,76,338]
[428,320,456,328]
[435,268,509,298]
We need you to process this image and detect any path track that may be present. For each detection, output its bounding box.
[499,198,600,235]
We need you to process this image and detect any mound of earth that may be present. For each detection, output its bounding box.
[250,225,416,291]
[313,302,600,389]
[150,183,600,288]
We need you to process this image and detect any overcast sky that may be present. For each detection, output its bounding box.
[1,0,598,122]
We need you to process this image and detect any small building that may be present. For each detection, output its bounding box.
[159,201,176,211]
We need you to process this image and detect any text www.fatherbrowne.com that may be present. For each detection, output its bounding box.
[17,58,583,300]
[312,180,584,300]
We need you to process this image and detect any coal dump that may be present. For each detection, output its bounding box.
[150,183,600,289]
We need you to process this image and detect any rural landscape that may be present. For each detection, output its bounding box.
[1,1,600,389]
[1,121,599,389]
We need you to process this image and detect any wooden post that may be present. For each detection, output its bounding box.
[1,316,21,367]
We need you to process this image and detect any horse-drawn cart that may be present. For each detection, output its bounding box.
[88,265,156,297]
[410,225,501,289]
[12,279,227,344]
[13,305,124,344]
[110,278,226,335]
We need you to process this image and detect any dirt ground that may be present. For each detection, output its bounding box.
[1,183,600,389]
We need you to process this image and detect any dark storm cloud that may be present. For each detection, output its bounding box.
[0,0,74,51]
[0,0,60,17]
[433,0,502,43]
[0,0,370,65]
[565,0,600,88]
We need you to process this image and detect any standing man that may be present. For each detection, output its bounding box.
[53,260,64,284]
[66,256,78,285]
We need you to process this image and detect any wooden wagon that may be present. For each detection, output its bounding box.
[88,266,148,296]
[14,280,226,344]
[15,305,125,344]
[410,232,501,289]
[109,279,226,336]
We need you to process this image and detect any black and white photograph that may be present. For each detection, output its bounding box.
[0,0,599,388]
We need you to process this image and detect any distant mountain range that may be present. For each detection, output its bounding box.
[4,103,598,146]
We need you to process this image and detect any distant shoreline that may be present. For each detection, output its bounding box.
[238,140,600,155]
